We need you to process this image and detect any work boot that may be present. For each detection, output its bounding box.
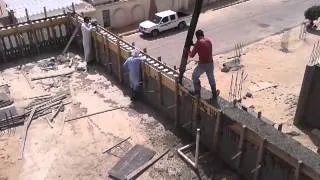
[211,85,220,101]
[190,82,201,97]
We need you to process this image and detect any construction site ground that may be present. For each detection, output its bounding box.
[185,25,320,152]
[0,53,238,180]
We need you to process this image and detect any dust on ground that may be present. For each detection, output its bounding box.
[185,25,319,152]
[0,53,236,180]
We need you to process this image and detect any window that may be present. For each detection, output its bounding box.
[170,15,176,21]
[162,17,169,23]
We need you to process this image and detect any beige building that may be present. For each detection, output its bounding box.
[85,0,193,29]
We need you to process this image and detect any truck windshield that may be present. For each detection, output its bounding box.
[152,16,162,24]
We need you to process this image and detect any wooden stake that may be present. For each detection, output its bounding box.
[25,8,30,22]
[157,56,161,62]
[72,3,75,14]
[174,77,180,127]
[294,160,302,180]
[212,112,221,152]
[157,71,163,106]
[22,71,34,89]
[116,40,123,82]
[143,48,147,53]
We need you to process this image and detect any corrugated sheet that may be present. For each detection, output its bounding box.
[4,0,84,19]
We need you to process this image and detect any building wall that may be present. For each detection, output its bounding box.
[93,0,191,29]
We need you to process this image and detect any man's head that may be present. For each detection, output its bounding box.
[131,49,140,57]
[84,17,90,24]
[195,29,204,40]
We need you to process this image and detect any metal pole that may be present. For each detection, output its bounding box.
[178,0,203,84]
[195,128,200,168]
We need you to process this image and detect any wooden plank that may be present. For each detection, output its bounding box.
[31,69,74,81]
[93,30,100,63]
[212,112,221,152]
[125,148,170,180]
[62,25,80,54]
[108,145,156,180]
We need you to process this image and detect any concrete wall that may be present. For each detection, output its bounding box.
[93,0,190,28]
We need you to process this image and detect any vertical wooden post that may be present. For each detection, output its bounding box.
[294,160,302,180]
[174,76,180,127]
[258,112,262,119]
[131,42,135,46]
[278,123,283,132]
[143,48,147,53]
[236,125,246,169]
[212,112,221,152]
[157,56,162,62]
[43,7,47,19]
[0,38,7,62]
[105,37,111,69]
[93,31,100,63]
[25,8,40,55]
[157,71,163,106]
[117,40,123,82]
[141,62,146,89]
[253,138,266,180]
[72,3,76,14]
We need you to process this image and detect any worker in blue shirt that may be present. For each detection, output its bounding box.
[123,49,143,101]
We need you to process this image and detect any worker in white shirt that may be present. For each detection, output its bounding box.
[81,17,93,63]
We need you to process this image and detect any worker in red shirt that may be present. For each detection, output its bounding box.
[189,29,219,100]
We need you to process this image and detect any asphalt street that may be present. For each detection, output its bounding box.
[124,0,316,67]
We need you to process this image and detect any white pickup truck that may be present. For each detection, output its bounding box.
[139,10,191,37]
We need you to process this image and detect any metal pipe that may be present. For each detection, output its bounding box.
[195,128,200,168]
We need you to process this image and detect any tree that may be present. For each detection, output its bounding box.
[305,6,320,29]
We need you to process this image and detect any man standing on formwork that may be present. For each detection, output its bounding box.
[81,17,93,63]
[123,49,143,101]
[189,29,219,101]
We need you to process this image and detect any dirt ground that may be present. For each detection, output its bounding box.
[185,25,319,152]
[0,54,237,180]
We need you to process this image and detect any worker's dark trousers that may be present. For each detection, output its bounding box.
[130,86,142,101]
[192,63,217,98]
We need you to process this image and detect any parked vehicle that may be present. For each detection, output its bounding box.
[139,10,191,37]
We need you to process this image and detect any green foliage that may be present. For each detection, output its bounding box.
[305,6,320,21]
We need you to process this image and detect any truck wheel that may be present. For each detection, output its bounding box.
[178,22,186,30]
[151,30,159,37]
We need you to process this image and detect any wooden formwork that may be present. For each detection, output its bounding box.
[0,13,319,180]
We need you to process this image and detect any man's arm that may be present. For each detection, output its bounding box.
[189,42,199,58]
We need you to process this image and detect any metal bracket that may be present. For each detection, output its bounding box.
[177,128,200,169]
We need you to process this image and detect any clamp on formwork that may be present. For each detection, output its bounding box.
[177,128,201,169]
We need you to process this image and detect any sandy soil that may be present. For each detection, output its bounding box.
[0,54,236,180]
[185,25,319,152]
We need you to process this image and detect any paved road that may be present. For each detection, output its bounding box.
[124,0,316,67]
